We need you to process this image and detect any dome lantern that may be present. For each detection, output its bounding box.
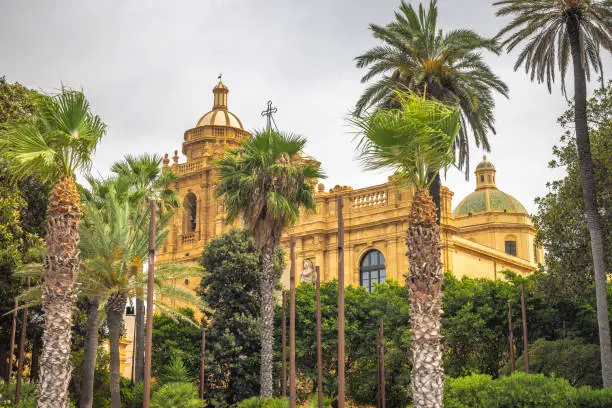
[195,79,244,129]
[212,80,229,110]
[475,155,496,190]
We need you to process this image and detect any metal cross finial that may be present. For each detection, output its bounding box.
[218,73,222,81]
[261,100,278,131]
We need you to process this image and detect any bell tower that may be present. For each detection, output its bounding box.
[158,80,251,263]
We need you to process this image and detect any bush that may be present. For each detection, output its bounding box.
[575,386,612,408]
[236,397,289,408]
[503,338,601,387]
[120,379,144,408]
[305,395,334,407]
[150,382,205,408]
[444,373,612,408]
[0,381,39,408]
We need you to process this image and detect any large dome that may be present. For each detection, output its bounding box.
[196,109,243,129]
[453,189,527,216]
[453,156,527,216]
[195,80,244,129]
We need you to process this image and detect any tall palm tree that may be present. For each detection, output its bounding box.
[78,186,203,408]
[0,90,106,408]
[494,0,612,387]
[353,92,460,408]
[355,0,507,217]
[14,184,204,408]
[215,129,324,397]
[110,153,179,383]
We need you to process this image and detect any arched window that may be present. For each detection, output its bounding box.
[360,250,386,292]
[183,193,197,233]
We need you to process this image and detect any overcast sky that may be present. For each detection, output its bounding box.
[2,0,610,214]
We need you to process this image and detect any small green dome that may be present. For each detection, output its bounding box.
[453,188,527,216]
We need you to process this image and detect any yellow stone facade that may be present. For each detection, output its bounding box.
[156,81,543,290]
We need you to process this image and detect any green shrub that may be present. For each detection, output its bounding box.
[120,379,144,408]
[445,373,576,408]
[236,396,289,408]
[305,395,334,407]
[575,386,612,408]
[503,338,602,387]
[160,355,191,384]
[150,382,205,408]
[0,381,39,408]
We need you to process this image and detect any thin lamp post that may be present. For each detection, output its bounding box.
[508,300,515,373]
[520,284,529,373]
[379,319,385,408]
[281,290,287,397]
[316,266,323,408]
[337,196,345,408]
[289,237,297,408]
[200,326,205,399]
[15,275,30,405]
[7,297,17,386]
[376,330,381,408]
[143,199,157,408]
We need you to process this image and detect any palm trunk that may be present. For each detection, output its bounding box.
[259,240,276,398]
[134,296,145,382]
[427,172,441,225]
[79,296,101,408]
[106,295,127,408]
[37,176,80,408]
[567,17,612,388]
[406,189,444,408]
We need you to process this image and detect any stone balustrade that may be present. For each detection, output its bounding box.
[351,189,388,210]
[182,232,195,245]
[177,160,204,176]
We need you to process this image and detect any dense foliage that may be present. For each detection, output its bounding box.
[0,77,47,383]
[199,229,283,407]
[276,272,610,406]
[533,82,612,300]
[151,309,201,380]
[444,373,612,408]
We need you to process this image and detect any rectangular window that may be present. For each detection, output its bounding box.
[505,241,517,257]
[533,244,538,263]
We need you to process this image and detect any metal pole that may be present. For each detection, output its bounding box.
[200,326,205,399]
[508,300,515,373]
[143,199,156,408]
[376,330,380,408]
[316,266,323,408]
[337,196,345,408]
[15,276,30,405]
[7,297,17,385]
[380,319,385,408]
[520,284,529,373]
[281,290,287,398]
[289,237,297,408]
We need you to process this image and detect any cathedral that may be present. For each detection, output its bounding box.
[156,80,543,291]
[117,81,543,378]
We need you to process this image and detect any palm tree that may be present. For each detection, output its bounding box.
[494,0,612,387]
[14,184,203,408]
[355,0,508,217]
[353,92,460,408]
[78,186,203,408]
[110,153,179,383]
[0,90,106,408]
[215,129,324,397]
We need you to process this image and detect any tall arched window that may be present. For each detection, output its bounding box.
[360,250,386,292]
[183,193,197,233]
